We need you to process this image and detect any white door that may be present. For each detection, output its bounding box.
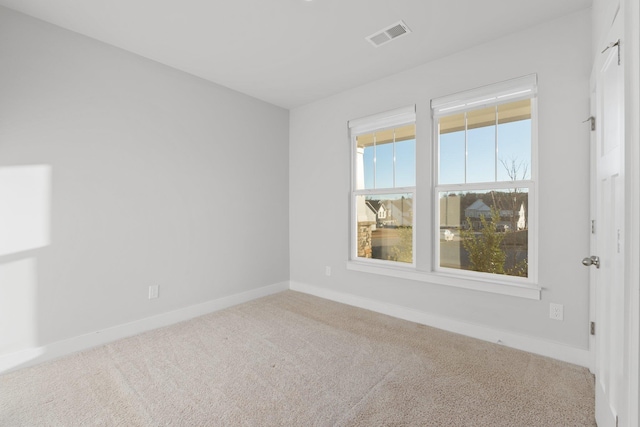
[591,11,626,427]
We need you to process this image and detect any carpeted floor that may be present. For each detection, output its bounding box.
[0,290,595,426]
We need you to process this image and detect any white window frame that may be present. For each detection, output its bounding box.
[346,77,541,300]
[432,74,538,287]
[349,106,417,268]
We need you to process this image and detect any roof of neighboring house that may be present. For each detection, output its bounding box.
[465,199,491,212]
[366,200,384,213]
[365,198,413,219]
[465,199,520,219]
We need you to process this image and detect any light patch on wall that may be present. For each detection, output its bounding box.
[0,165,52,256]
[0,258,39,358]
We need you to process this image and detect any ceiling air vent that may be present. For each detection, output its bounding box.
[366,20,411,47]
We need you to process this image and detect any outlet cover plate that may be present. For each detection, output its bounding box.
[149,285,159,299]
[549,303,563,320]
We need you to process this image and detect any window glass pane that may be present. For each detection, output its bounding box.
[439,113,465,184]
[395,124,416,187]
[375,130,394,189]
[355,124,415,190]
[362,147,374,189]
[395,138,415,187]
[467,107,496,183]
[356,134,374,190]
[439,120,465,185]
[497,100,532,181]
[438,189,528,277]
[355,193,413,263]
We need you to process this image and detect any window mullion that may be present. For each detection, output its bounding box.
[494,105,498,182]
[464,112,468,184]
[392,129,396,188]
[373,132,377,189]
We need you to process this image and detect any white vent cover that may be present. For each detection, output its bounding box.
[366,20,411,47]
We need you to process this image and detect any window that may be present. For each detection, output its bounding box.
[433,75,537,281]
[349,106,416,265]
[347,76,538,298]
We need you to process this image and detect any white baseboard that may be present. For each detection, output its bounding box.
[2,280,592,375]
[0,281,289,374]
[290,281,592,369]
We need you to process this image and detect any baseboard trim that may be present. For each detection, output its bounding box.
[0,281,289,374]
[2,280,592,374]
[290,281,592,369]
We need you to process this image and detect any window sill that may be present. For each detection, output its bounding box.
[346,261,541,300]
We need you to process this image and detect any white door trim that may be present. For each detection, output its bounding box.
[622,0,640,424]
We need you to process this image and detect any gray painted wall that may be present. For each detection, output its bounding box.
[0,6,289,354]
[290,10,592,349]
[0,5,594,360]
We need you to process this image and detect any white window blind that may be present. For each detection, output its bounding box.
[349,105,416,136]
[431,74,537,117]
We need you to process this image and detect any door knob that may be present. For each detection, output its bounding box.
[582,256,600,268]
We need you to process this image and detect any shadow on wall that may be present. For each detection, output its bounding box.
[0,165,52,373]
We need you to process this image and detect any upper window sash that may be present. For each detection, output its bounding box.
[431,74,537,117]
[351,106,416,192]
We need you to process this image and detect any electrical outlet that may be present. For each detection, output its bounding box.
[148,285,159,299]
[325,266,331,276]
[549,303,563,320]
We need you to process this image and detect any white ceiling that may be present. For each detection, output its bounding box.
[0,0,592,109]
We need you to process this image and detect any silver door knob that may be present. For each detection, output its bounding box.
[582,256,600,268]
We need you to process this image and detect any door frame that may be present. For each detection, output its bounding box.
[622,1,640,424]
[624,0,640,424]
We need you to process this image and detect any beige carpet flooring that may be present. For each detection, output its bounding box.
[1,290,595,426]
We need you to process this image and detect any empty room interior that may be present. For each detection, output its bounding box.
[1,0,639,426]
